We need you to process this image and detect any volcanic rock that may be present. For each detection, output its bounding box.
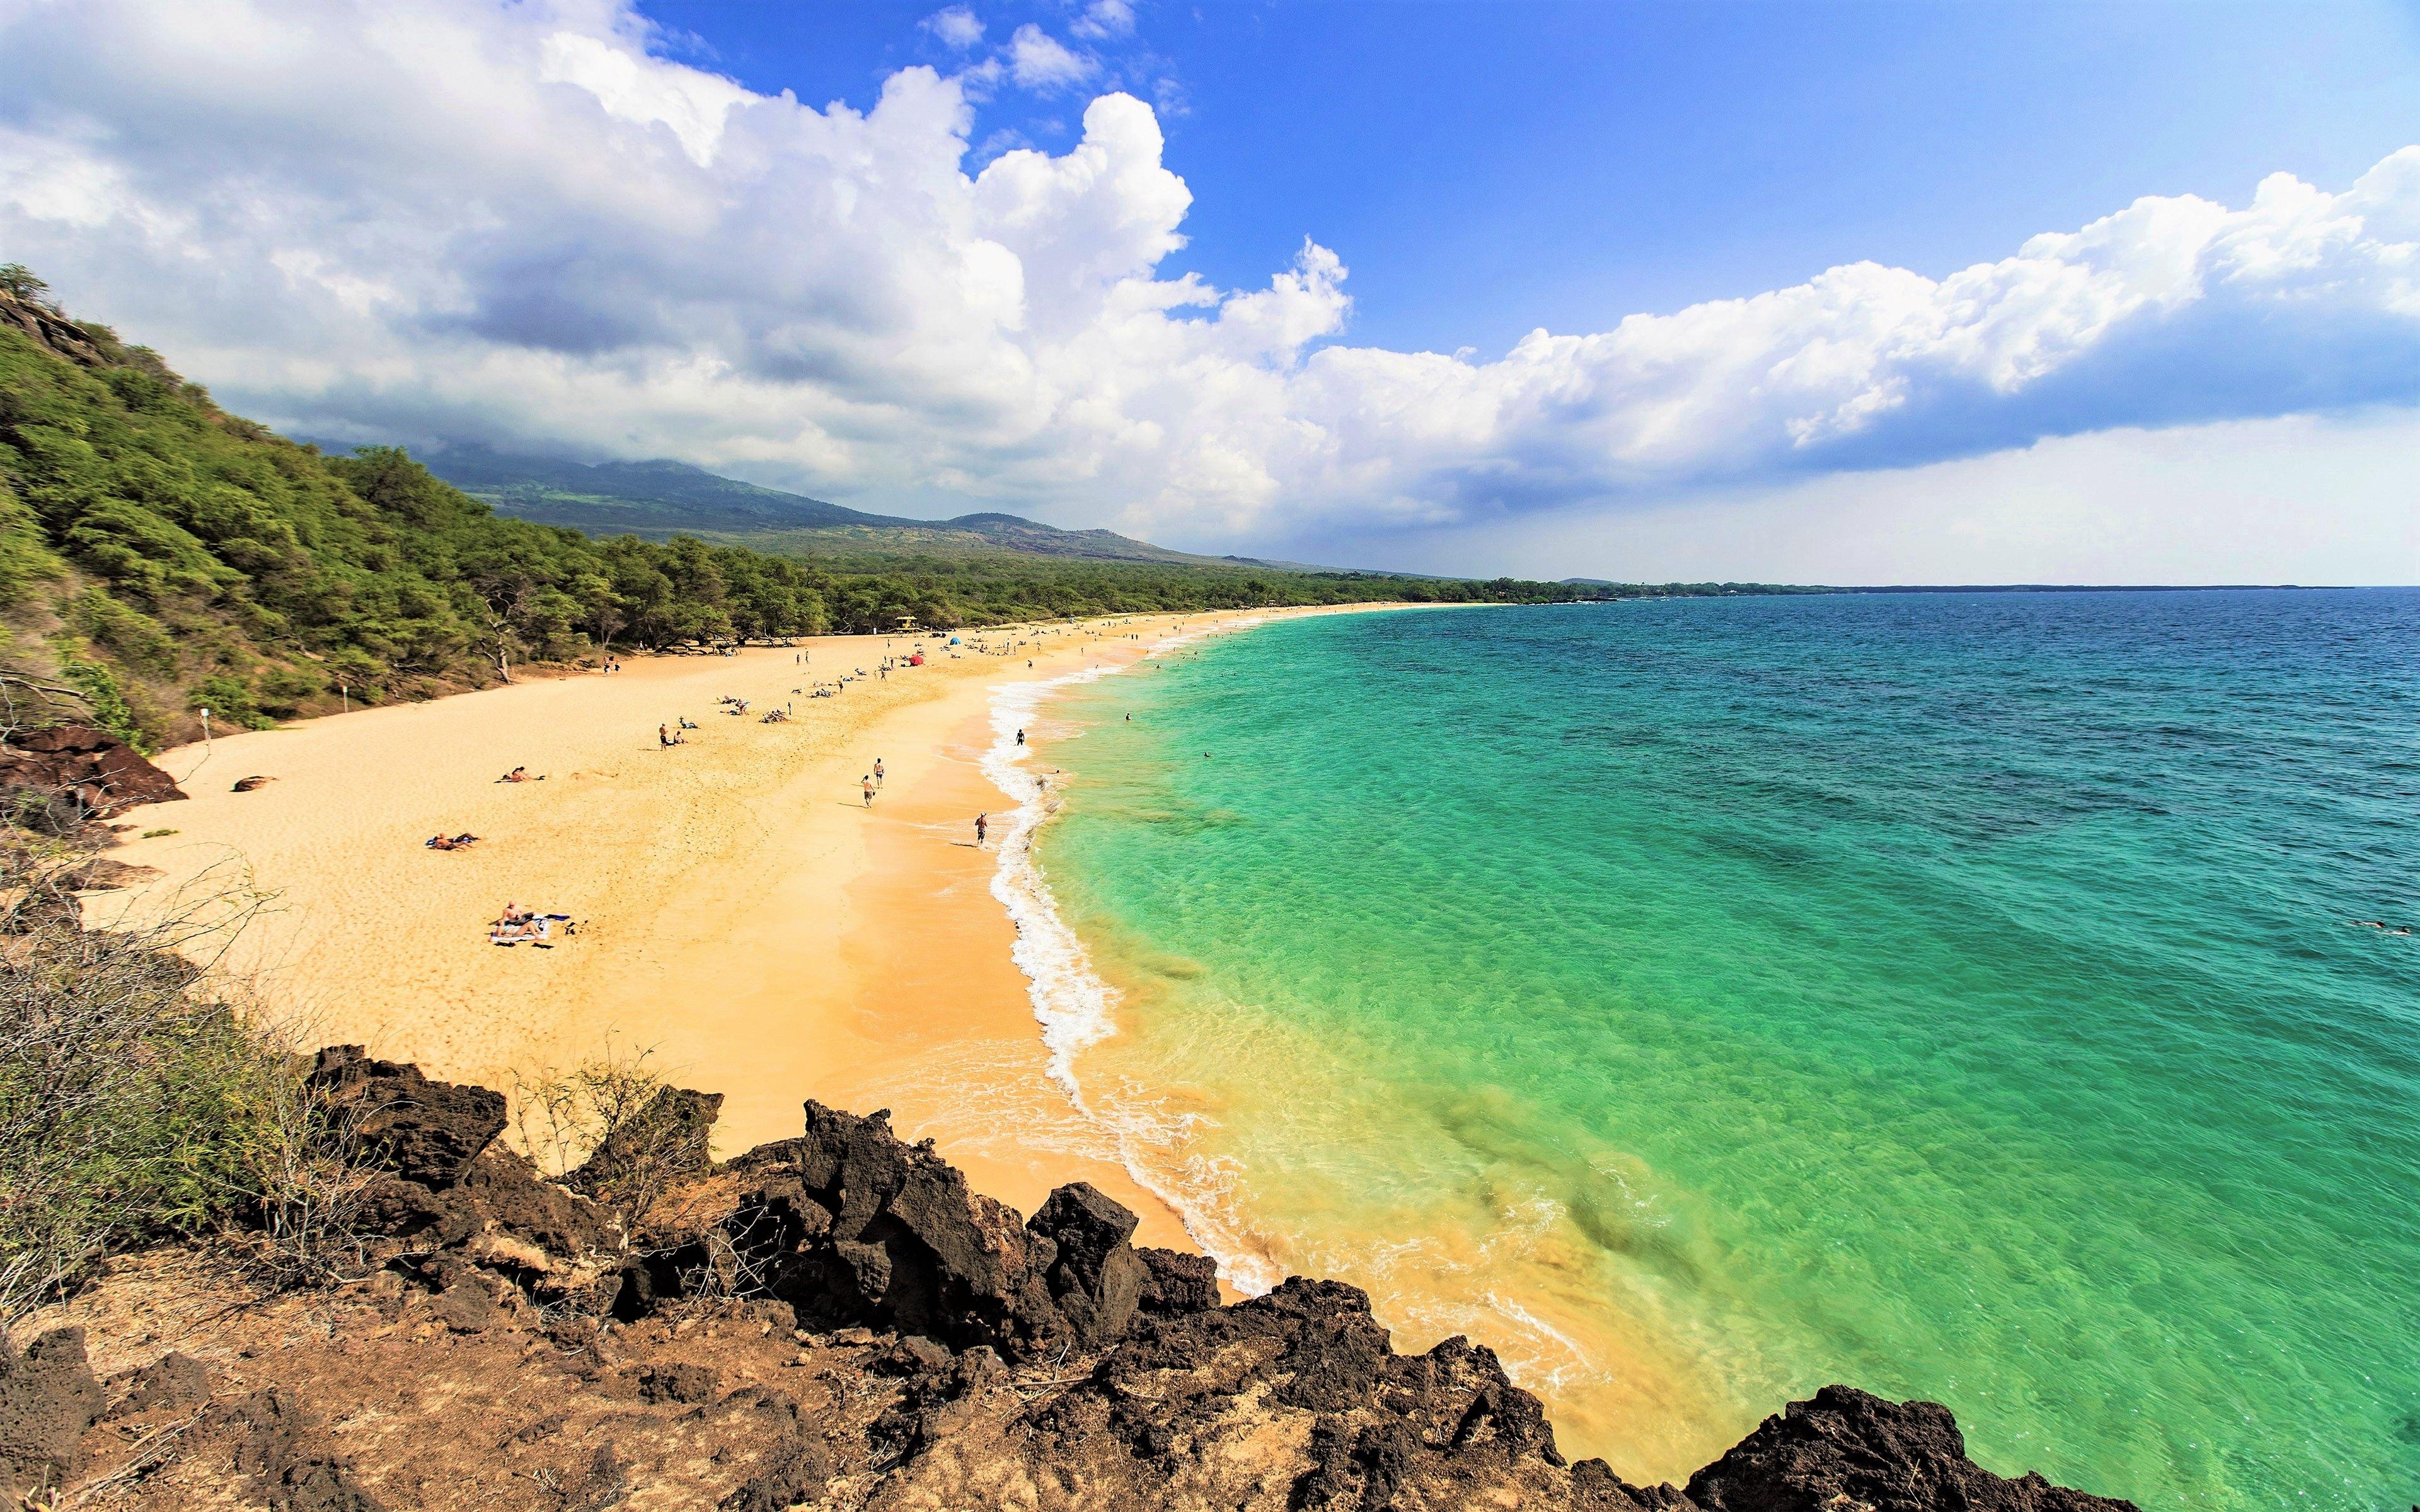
[0,723,185,820]
[1686,1383,2141,1512]
[567,1085,724,1197]
[1027,1181,1150,1346]
[1136,1246,1221,1319]
[309,1046,505,1187]
[0,1327,105,1497]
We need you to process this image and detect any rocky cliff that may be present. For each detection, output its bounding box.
[3,1053,2139,1512]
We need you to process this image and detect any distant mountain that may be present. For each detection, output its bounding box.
[413,446,913,533]
[413,447,1284,568]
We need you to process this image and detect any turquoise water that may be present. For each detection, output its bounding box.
[1037,592,2419,1509]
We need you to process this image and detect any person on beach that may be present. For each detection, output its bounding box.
[975,812,988,845]
[1016,728,1025,747]
[862,777,875,808]
[659,724,678,747]
[874,758,885,788]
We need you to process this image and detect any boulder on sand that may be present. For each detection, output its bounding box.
[0,723,184,820]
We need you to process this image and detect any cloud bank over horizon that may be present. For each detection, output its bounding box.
[2,0,2414,577]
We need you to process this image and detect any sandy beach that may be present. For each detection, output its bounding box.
[99,606,1382,1251]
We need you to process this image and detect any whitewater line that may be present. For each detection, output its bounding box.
[979,619,1286,1297]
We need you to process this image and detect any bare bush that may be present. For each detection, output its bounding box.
[232,1033,379,1292]
[0,822,374,1341]
[507,1048,681,1251]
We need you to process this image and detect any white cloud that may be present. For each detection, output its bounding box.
[1006,24,1095,91]
[0,0,2412,578]
[1357,410,2420,586]
[1071,0,1135,42]
[922,6,983,50]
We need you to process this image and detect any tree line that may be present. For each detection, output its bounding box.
[0,268,1809,751]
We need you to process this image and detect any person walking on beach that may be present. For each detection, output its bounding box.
[862,776,875,808]
[975,812,988,845]
[873,758,885,788]
[1016,728,1025,747]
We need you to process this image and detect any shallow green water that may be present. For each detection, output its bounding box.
[1034,592,2419,1509]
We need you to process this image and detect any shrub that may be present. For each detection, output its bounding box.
[56,655,146,752]
[0,835,369,1340]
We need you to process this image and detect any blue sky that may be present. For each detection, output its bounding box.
[1,0,2414,582]
[643,0,2420,353]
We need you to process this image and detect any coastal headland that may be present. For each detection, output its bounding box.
[102,606,1385,1252]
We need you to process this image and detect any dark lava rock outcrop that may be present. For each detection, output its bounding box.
[713,1102,1193,1360]
[0,723,185,821]
[0,1326,105,1498]
[1685,1384,2136,1512]
[26,1052,2140,1511]
[311,1046,509,1187]
[316,1045,616,1288]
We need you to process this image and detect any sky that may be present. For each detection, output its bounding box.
[1,0,2415,583]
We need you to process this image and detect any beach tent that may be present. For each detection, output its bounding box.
[909,653,925,666]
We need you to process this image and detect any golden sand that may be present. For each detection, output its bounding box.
[103,607,1378,1245]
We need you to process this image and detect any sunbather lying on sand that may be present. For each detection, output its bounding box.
[489,905,579,947]
[497,767,544,783]
[425,832,480,850]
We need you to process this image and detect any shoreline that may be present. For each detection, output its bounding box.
[964,604,1739,1475]
[97,604,1397,1244]
[976,613,1297,1286]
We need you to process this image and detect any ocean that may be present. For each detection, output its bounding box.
[994,590,2419,1510]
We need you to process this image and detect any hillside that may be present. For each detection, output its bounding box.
[413,446,914,534]
[419,446,1296,569]
[0,275,827,750]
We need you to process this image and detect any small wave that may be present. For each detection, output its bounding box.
[981,619,1289,1296]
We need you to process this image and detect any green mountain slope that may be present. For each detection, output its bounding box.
[416,448,1306,568]
[0,277,827,748]
[417,447,914,535]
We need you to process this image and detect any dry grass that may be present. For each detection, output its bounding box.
[0,805,376,1343]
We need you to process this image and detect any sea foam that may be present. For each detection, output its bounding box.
[980,622,1286,1296]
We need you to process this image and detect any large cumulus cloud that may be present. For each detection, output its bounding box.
[1,0,2414,549]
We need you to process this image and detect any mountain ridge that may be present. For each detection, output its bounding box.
[410,445,1317,569]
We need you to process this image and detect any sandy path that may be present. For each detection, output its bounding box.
[100,608,1373,1242]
